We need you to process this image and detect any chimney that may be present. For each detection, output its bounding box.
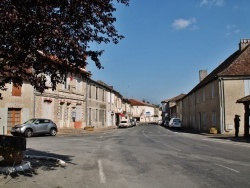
[239,39,250,51]
[199,70,207,82]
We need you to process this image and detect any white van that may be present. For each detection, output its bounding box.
[118,120,131,128]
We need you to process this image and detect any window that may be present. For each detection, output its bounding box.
[244,80,250,96]
[76,77,82,93]
[75,105,82,121]
[95,109,98,121]
[202,112,206,126]
[89,85,92,98]
[111,93,114,104]
[102,90,105,101]
[196,93,200,104]
[211,82,215,99]
[99,109,105,126]
[43,101,52,119]
[107,92,110,103]
[202,88,205,102]
[12,85,21,96]
[58,104,64,120]
[65,106,69,121]
[96,87,98,100]
[88,108,92,125]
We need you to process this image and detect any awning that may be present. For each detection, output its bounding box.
[119,113,125,117]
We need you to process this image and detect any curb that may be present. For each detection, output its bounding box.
[58,126,117,135]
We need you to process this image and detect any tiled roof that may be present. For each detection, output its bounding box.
[236,95,250,103]
[188,42,250,95]
[129,99,156,107]
[38,50,92,77]
[161,93,186,103]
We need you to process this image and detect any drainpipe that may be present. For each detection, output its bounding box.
[219,78,227,133]
[110,90,112,126]
[85,78,88,126]
[33,91,36,118]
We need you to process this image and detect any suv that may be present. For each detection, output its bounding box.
[168,118,182,128]
[11,118,58,137]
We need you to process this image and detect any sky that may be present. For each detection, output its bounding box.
[87,0,250,105]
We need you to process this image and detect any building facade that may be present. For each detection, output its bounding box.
[129,99,160,122]
[181,39,250,134]
[0,69,128,134]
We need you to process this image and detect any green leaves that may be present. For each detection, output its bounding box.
[0,0,129,93]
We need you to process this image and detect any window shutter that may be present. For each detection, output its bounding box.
[12,85,21,96]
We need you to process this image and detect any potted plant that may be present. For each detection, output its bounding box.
[210,127,217,134]
[84,126,94,131]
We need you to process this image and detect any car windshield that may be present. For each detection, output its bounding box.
[173,119,180,123]
[23,119,36,124]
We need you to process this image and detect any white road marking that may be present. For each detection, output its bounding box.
[98,159,106,183]
[162,143,181,151]
[214,163,240,173]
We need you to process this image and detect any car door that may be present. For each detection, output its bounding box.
[39,119,50,133]
[33,119,48,133]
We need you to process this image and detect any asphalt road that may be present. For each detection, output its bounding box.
[1,124,250,188]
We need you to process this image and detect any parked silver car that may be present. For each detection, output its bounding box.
[11,118,58,137]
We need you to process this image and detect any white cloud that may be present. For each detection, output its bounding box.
[172,18,197,30]
[200,0,224,7]
[225,24,240,36]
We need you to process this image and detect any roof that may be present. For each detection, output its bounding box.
[236,95,250,103]
[129,99,156,107]
[161,93,186,103]
[91,80,123,98]
[187,41,250,95]
[38,50,92,77]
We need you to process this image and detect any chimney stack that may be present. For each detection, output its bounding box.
[199,70,207,82]
[239,39,250,51]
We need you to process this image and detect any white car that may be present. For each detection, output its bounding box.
[118,120,131,128]
[168,118,182,128]
[157,119,163,125]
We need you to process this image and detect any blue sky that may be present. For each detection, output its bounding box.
[87,0,250,105]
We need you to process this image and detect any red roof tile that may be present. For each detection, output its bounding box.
[188,42,250,95]
[236,95,250,103]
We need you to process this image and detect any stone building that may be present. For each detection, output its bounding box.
[181,39,250,134]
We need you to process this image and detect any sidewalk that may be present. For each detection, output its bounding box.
[57,125,117,135]
[179,127,250,143]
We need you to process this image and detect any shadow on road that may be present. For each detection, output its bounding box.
[1,148,75,181]
[206,136,250,144]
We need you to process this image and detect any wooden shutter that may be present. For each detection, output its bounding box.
[12,85,21,96]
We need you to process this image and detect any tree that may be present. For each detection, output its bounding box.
[0,0,129,93]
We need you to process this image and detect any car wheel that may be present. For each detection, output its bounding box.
[50,128,57,136]
[25,129,33,137]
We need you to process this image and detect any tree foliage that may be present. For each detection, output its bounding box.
[0,0,129,92]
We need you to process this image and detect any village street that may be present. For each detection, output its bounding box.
[1,124,250,188]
